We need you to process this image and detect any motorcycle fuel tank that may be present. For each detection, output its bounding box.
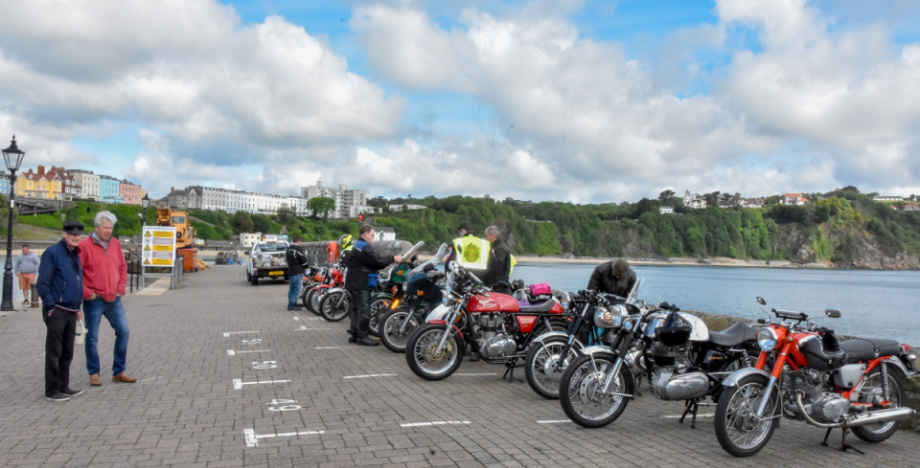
[466,293,520,313]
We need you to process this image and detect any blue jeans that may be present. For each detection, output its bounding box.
[84,297,130,376]
[288,274,304,309]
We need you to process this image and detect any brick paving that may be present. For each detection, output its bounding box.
[0,265,916,467]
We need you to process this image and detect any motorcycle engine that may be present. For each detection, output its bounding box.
[648,343,710,400]
[475,313,517,360]
[783,368,849,423]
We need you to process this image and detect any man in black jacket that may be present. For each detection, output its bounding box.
[586,259,637,298]
[482,225,511,288]
[345,225,402,346]
[285,236,308,311]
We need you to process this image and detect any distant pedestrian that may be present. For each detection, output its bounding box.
[344,224,401,346]
[37,220,86,402]
[482,225,512,288]
[15,243,40,305]
[285,236,308,311]
[79,211,137,386]
[587,258,637,298]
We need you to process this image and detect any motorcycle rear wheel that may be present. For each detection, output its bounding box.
[319,291,351,322]
[368,296,392,337]
[851,366,907,443]
[559,352,632,428]
[406,323,464,381]
[525,336,579,400]
[380,308,419,353]
[714,373,779,457]
[304,288,323,315]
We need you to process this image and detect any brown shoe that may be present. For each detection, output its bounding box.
[90,374,102,386]
[112,373,137,383]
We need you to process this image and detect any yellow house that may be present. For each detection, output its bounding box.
[17,166,62,199]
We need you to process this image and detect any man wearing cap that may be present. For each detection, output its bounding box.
[37,220,86,402]
[587,259,637,298]
[79,211,136,386]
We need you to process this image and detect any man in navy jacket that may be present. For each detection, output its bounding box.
[344,225,401,345]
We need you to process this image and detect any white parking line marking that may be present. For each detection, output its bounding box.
[343,374,397,379]
[138,376,162,382]
[315,346,341,350]
[232,378,290,390]
[400,421,470,428]
[662,413,714,419]
[537,420,572,424]
[454,373,498,376]
[243,428,325,447]
[293,316,300,320]
[227,349,271,356]
[296,326,331,331]
[223,331,259,337]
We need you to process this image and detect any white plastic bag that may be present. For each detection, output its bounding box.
[75,319,86,345]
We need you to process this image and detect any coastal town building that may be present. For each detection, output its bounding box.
[783,193,808,205]
[659,205,674,215]
[0,173,9,196]
[70,169,100,201]
[301,180,372,219]
[683,191,707,209]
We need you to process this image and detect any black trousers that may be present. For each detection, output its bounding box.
[348,289,371,339]
[44,308,77,397]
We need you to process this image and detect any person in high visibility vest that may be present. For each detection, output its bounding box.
[446,222,490,274]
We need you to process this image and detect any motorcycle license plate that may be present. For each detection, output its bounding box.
[268,270,284,277]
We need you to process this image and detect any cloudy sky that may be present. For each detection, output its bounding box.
[1,0,919,203]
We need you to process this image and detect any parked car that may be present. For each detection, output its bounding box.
[246,238,290,285]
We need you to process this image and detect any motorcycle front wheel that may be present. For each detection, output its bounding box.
[851,366,907,443]
[368,296,392,337]
[379,308,420,353]
[305,288,324,315]
[714,373,780,457]
[559,351,632,428]
[524,336,579,400]
[319,290,351,322]
[406,323,464,381]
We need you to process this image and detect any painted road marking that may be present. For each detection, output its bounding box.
[223,331,259,337]
[400,421,470,428]
[241,339,263,345]
[293,316,300,320]
[662,413,714,419]
[315,346,341,350]
[454,373,498,376]
[537,420,572,424]
[227,349,271,356]
[296,326,331,331]
[343,374,397,379]
[138,376,162,383]
[244,428,324,448]
[232,378,290,390]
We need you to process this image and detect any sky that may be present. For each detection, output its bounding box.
[1,0,919,204]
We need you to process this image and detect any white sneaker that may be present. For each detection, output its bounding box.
[21,299,29,305]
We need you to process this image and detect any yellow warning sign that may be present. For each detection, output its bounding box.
[144,259,151,265]
[144,245,151,251]
[144,231,151,237]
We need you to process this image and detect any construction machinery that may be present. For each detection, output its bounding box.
[156,207,209,271]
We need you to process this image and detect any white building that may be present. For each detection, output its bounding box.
[301,180,368,219]
[70,169,100,200]
[683,190,707,209]
[375,227,396,241]
[659,206,674,215]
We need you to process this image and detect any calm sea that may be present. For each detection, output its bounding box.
[513,262,920,345]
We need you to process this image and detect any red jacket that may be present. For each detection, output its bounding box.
[78,233,127,302]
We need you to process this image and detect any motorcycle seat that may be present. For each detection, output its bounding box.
[517,299,557,314]
[708,322,758,347]
[839,338,902,363]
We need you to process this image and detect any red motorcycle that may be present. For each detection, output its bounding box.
[405,262,568,381]
[302,266,344,315]
[714,297,917,457]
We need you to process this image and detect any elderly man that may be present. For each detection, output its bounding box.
[587,258,637,298]
[79,211,137,386]
[37,220,86,402]
[481,225,512,288]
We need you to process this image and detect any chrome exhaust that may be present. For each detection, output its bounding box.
[847,407,915,427]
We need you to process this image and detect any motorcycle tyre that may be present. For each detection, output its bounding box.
[406,323,464,381]
[524,336,579,400]
[306,289,324,315]
[379,308,419,353]
[559,351,633,428]
[319,290,351,322]
[851,366,907,443]
[714,373,780,458]
[368,297,392,337]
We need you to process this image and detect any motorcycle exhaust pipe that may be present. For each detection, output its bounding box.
[846,407,915,428]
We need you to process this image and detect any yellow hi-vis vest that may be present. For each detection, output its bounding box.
[509,254,517,276]
[452,236,490,270]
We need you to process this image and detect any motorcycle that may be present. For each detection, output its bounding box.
[714,297,917,457]
[405,261,569,381]
[559,298,760,429]
[302,266,343,315]
[378,243,451,353]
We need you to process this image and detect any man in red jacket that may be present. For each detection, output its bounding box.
[79,211,137,386]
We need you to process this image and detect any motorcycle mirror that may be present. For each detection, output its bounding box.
[756,296,766,306]
[825,309,841,318]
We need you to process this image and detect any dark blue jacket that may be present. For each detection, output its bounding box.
[37,239,83,312]
[344,239,393,290]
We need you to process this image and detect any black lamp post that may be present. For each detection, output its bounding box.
[140,193,150,227]
[2,136,26,311]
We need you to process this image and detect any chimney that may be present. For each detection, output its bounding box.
[37,165,45,175]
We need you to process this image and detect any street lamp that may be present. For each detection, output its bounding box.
[2,136,26,311]
[140,193,150,227]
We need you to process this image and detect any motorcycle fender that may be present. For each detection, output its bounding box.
[424,304,452,322]
[873,356,911,379]
[372,292,394,300]
[578,345,614,356]
[722,367,771,388]
[427,320,465,340]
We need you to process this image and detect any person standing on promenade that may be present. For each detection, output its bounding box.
[587,258,637,298]
[344,224,401,346]
[446,222,490,276]
[15,243,40,305]
[37,220,86,402]
[285,236,308,311]
[482,225,512,288]
[79,211,137,386]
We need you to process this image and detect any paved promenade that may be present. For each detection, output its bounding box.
[0,265,916,467]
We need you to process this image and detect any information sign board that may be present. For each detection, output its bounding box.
[142,226,177,267]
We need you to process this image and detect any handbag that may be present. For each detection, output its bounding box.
[75,319,86,345]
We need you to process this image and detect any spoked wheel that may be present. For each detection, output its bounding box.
[406,324,464,381]
[559,352,632,428]
[379,308,420,353]
[305,289,324,315]
[525,337,579,399]
[714,373,780,457]
[319,290,351,322]
[851,366,907,443]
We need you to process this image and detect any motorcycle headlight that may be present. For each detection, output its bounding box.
[757,327,778,352]
[594,304,627,328]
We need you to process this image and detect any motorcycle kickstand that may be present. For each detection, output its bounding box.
[502,360,523,383]
[679,399,700,429]
[821,427,864,455]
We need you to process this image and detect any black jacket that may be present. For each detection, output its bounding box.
[344,240,394,290]
[285,243,308,276]
[586,261,637,297]
[482,238,511,287]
